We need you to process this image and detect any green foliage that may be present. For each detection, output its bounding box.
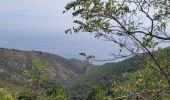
[64,0,170,82]
[23,59,49,99]
[0,88,16,100]
[85,86,107,100]
[23,59,49,86]
[66,48,170,99]
[64,0,170,99]
[64,0,170,48]
[66,55,142,99]
[1,48,170,99]
[111,68,169,99]
[109,48,170,99]
[47,85,68,100]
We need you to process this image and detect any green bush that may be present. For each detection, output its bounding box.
[0,88,16,100]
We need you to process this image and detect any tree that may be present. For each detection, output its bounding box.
[110,48,170,99]
[23,59,49,99]
[85,86,107,100]
[64,0,170,90]
[47,85,68,100]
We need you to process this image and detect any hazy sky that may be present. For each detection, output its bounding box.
[0,0,72,31]
[0,0,117,63]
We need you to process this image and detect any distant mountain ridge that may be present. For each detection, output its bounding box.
[0,48,84,88]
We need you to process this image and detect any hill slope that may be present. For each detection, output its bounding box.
[66,47,170,99]
[66,55,143,99]
[0,48,84,89]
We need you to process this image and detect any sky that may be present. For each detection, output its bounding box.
[0,0,117,63]
[0,0,72,32]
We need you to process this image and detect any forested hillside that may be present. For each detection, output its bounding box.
[66,54,143,99]
[0,48,84,91]
[0,48,146,99]
[66,47,170,99]
[0,48,170,100]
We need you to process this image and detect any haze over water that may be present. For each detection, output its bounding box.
[0,30,117,62]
